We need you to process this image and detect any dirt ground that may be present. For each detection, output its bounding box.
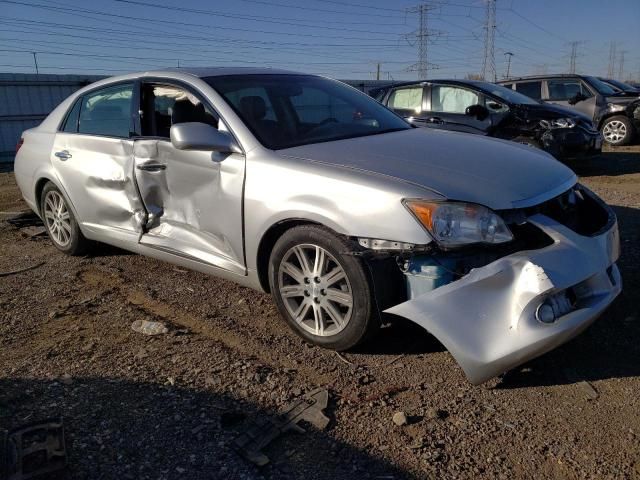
[1,145,639,480]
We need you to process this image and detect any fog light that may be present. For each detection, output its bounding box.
[535,302,556,324]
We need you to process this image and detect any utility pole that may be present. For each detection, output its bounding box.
[503,51,513,79]
[607,41,617,78]
[31,51,39,74]
[376,62,381,80]
[406,2,438,79]
[482,0,497,82]
[568,41,579,74]
[617,50,626,80]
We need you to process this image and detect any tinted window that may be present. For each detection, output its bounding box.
[431,85,479,113]
[388,87,423,113]
[584,76,618,95]
[61,98,81,133]
[547,80,592,101]
[515,81,542,100]
[206,74,410,150]
[78,83,133,137]
[475,81,539,105]
[141,84,218,138]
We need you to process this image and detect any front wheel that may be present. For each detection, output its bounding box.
[601,115,634,146]
[268,225,377,351]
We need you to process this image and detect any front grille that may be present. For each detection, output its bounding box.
[524,184,614,236]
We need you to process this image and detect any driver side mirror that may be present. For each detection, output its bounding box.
[568,92,587,105]
[464,104,489,120]
[170,122,242,153]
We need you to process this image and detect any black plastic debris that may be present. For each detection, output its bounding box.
[0,418,67,480]
[233,388,330,466]
[5,212,42,229]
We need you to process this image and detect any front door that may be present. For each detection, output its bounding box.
[425,84,493,135]
[133,82,246,274]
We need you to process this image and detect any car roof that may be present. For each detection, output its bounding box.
[498,74,587,83]
[166,66,304,77]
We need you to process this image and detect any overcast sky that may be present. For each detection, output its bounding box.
[0,0,638,81]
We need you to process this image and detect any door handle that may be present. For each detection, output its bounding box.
[136,163,167,172]
[54,150,72,160]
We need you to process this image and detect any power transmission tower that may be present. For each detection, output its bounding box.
[568,41,579,74]
[607,41,617,78]
[406,2,439,79]
[481,0,497,81]
[503,51,513,79]
[618,50,626,80]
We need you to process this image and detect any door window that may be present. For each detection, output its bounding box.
[515,81,542,100]
[431,85,480,114]
[388,87,424,114]
[547,80,592,101]
[60,98,82,133]
[141,84,219,138]
[78,83,134,138]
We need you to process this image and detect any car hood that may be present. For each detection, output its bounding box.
[278,128,577,210]
[514,102,592,122]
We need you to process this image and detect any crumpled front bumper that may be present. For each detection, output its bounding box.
[541,127,602,160]
[385,214,621,384]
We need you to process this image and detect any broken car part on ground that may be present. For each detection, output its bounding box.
[14,68,621,384]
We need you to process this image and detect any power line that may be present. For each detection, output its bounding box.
[607,41,617,78]
[618,50,626,80]
[406,2,439,78]
[481,0,496,81]
[503,51,513,79]
[568,40,582,74]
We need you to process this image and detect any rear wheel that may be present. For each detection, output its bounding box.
[268,225,377,351]
[40,182,89,255]
[601,115,634,146]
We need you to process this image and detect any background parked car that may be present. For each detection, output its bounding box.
[598,77,640,95]
[373,79,601,161]
[499,74,640,146]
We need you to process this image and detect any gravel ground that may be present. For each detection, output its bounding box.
[1,146,639,479]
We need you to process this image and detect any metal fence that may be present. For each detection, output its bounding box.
[0,73,393,169]
[0,73,104,166]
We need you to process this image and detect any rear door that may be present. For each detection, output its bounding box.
[132,81,246,274]
[51,82,145,243]
[544,78,597,120]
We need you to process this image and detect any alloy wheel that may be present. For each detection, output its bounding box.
[43,190,72,247]
[602,120,627,144]
[278,244,353,337]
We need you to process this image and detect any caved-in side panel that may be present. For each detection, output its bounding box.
[53,133,145,236]
[134,140,245,274]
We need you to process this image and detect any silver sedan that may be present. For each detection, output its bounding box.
[14,68,621,384]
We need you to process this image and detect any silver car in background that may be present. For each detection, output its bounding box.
[14,68,621,384]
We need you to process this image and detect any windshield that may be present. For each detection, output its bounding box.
[474,82,540,105]
[585,76,618,95]
[205,74,410,149]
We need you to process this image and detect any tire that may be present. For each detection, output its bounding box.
[601,115,634,146]
[268,225,378,351]
[40,182,89,255]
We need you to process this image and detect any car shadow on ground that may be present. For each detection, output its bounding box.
[497,204,640,389]
[0,377,412,480]
[569,150,640,177]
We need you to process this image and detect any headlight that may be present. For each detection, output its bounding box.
[404,200,513,248]
[607,103,625,112]
[539,118,576,129]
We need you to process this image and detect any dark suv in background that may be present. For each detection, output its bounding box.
[373,79,602,161]
[499,74,640,146]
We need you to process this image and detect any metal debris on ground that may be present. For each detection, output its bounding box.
[0,262,45,278]
[130,319,169,336]
[0,418,67,480]
[233,388,330,467]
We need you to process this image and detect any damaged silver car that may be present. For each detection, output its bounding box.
[14,68,621,384]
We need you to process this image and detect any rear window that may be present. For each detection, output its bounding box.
[515,81,542,101]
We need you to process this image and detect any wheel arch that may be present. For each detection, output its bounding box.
[256,218,324,293]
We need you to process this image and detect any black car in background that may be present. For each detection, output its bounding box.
[373,79,602,161]
[499,74,640,146]
[598,77,640,95]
